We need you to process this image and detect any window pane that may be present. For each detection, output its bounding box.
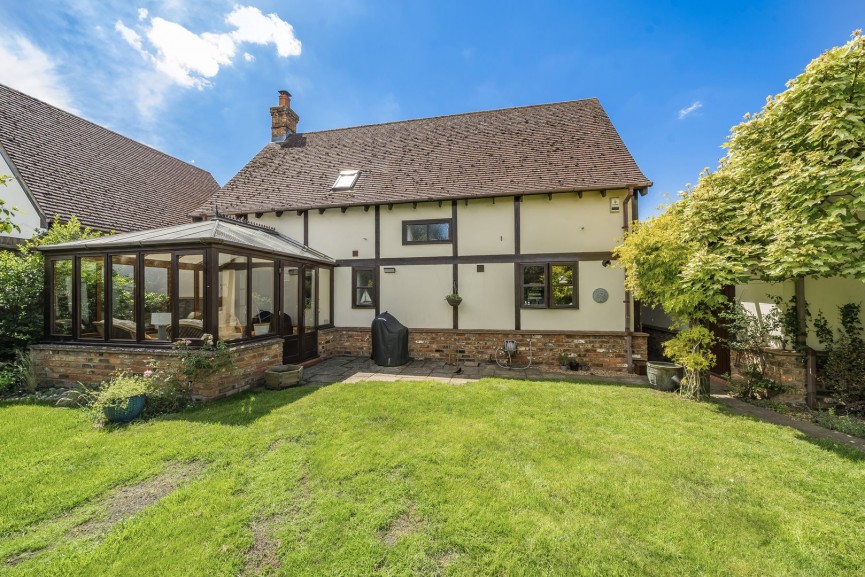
[52,259,73,335]
[178,254,205,339]
[354,268,374,307]
[406,224,427,242]
[304,268,316,333]
[219,253,248,339]
[523,286,545,306]
[552,285,574,306]
[428,222,450,241]
[79,256,104,339]
[282,266,299,335]
[355,269,374,288]
[144,253,173,341]
[252,258,275,336]
[523,265,545,285]
[551,265,573,285]
[111,255,137,340]
[356,288,375,306]
[319,268,332,326]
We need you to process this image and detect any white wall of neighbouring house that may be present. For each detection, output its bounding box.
[736,277,865,350]
[0,155,41,240]
[804,277,865,349]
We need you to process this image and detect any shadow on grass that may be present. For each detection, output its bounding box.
[709,399,865,460]
[794,434,865,462]
[483,375,652,390]
[161,384,321,427]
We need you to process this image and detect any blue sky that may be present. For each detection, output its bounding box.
[1,1,863,216]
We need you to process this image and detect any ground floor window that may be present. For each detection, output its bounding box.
[352,267,376,308]
[520,263,578,308]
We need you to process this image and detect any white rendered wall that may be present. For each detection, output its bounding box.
[0,155,41,240]
[380,202,453,258]
[457,198,515,256]
[379,264,452,328]
[520,191,626,254]
[457,263,515,330]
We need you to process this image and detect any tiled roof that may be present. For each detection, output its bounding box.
[0,83,219,232]
[196,98,650,215]
[39,216,335,264]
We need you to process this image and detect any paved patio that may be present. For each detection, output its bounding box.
[301,356,649,386]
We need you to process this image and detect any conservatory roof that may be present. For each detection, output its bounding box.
[37,216,335,264]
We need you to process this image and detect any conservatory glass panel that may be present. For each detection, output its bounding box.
[219,253,248,340]
[110,255,137,340]
[144,253,173,341]
[177,254,205,340]
[79,257,105,340]
[251,258,275,336]
[51,258,73,335]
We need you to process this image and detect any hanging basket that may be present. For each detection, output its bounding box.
[445,295,463,307]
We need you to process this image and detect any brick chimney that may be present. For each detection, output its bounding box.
[270,90,299,142]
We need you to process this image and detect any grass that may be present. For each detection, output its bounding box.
[1,378,864,576]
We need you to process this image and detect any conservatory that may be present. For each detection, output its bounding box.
[35,218,335,386]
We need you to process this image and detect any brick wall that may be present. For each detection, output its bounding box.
[30,338,283,400]
[319,327,647,372]
[731,348,807,401]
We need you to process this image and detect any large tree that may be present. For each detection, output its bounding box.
[615,32,865,395]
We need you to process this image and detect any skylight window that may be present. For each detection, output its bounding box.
[331,170,360,191]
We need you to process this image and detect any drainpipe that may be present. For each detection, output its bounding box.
[622,188,635,373]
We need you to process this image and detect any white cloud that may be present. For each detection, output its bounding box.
[678,100,703,120]
[115,5,301,89]
[137,7,148,20]
[0,34,79,114]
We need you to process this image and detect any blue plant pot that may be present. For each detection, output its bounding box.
[103,394,146,423]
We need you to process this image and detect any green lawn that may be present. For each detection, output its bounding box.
[1,378,863,576]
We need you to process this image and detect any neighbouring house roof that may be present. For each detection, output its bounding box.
[38,216,335,264]
[0,83,220,233]
[194,98,652,216]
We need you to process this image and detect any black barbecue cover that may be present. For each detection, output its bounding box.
[371,312,409,367]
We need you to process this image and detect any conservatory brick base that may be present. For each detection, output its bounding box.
[30,338,283,400]
[318,328,647,372]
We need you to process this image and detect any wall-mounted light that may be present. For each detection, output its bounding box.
[602,259,613,268]
[383,267,396,273]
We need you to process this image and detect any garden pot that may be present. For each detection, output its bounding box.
[253,323,271,336]
[265,364,304,389]
[103,394,146,423]
[647,362,684,392]
[445,295,462,306]
[559,365,569,371]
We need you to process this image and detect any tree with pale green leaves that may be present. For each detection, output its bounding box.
[615,31,865,398]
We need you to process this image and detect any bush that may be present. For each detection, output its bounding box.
[813,409,865,439]
[0,217,103,362]
[0,350,37,394]
[814,303,865,414]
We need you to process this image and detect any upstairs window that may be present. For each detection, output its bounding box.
[402,219,452,244]
[520,263,578,308]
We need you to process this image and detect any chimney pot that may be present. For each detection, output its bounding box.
[278,89,291,108]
